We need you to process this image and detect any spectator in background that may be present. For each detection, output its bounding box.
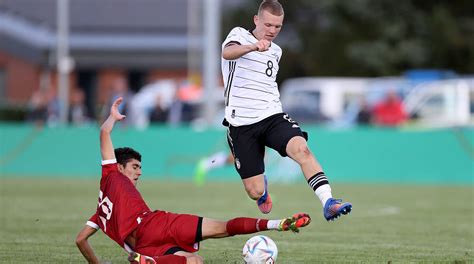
[168,89,183,126]
[68,88,90,126]
[46,88,61,126]
[373,90,407,126]
[26,88,62,127]
[26,90,48,125]
[356,98,372,125]
[168,80,202,125]
[149,95,169,124]
[103,76,134,125]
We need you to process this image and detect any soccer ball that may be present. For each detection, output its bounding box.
[242,235,278,264]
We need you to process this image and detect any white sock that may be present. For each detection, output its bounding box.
[315,184,332,206]
[267,220,281,230]
[307,172,333,206]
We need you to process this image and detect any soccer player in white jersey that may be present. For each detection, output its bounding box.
[221,0,352,221]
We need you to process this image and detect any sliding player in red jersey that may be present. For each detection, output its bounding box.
[75,97,311,264]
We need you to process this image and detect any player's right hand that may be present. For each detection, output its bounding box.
[254,39,270,52]
[111,97,126,121]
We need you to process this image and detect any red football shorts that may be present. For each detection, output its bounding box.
[134,210,202,257]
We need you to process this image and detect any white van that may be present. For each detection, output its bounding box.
[403,78,474,127]
[280,77,474,127]
[280,77,369,122]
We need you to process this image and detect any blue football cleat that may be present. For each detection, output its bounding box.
[323,198,352,221]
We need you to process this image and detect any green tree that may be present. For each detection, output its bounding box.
[222,0,474,79]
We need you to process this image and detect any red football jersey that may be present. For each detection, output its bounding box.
[88,160,151,247]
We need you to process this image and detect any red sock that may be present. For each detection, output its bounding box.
[155,255,187,264]
[226,217,269,236]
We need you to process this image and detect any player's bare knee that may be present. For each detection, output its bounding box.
[246,187,264,200]
[287,137,309,156]
[291,143,312,163]
[299,144,312,157]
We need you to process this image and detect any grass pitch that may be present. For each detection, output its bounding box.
[0,178,472,263]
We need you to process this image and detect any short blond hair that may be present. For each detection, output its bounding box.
[258,0,284,16]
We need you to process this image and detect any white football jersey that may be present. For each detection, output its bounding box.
[221,27,283,127]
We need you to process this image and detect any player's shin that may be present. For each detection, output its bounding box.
[226,217,269,236]
[307,171,332,206]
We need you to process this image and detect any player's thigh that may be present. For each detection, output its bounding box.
[265,113,307,157]
[227,125,265,178]
[201,218,228,239]
[169,214,202,245]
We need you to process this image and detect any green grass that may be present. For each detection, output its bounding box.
[0,178,473,263]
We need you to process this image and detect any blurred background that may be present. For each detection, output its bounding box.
[0,0,472,183]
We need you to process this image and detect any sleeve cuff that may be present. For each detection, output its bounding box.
[86,221,99,230]
[224,41,241,48]
[102,159,117,165]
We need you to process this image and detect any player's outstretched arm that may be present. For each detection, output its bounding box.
[76,225,100,264]
[100,97,125,161]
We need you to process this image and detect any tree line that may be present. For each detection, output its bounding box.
[222,0,474,80]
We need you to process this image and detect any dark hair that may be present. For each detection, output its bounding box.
[114,147,141,166]
[258,0,284,16]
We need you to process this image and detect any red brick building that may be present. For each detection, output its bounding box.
[0,0,209,117]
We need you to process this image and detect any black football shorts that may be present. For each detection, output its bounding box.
[225,113,307,179]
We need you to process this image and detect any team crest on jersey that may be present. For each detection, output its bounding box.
[235,158,241,169]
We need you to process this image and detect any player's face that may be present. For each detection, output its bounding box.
[118,159,142,186]
[254,10,284,42]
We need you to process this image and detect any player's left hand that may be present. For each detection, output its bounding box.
[110,97,126,121]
